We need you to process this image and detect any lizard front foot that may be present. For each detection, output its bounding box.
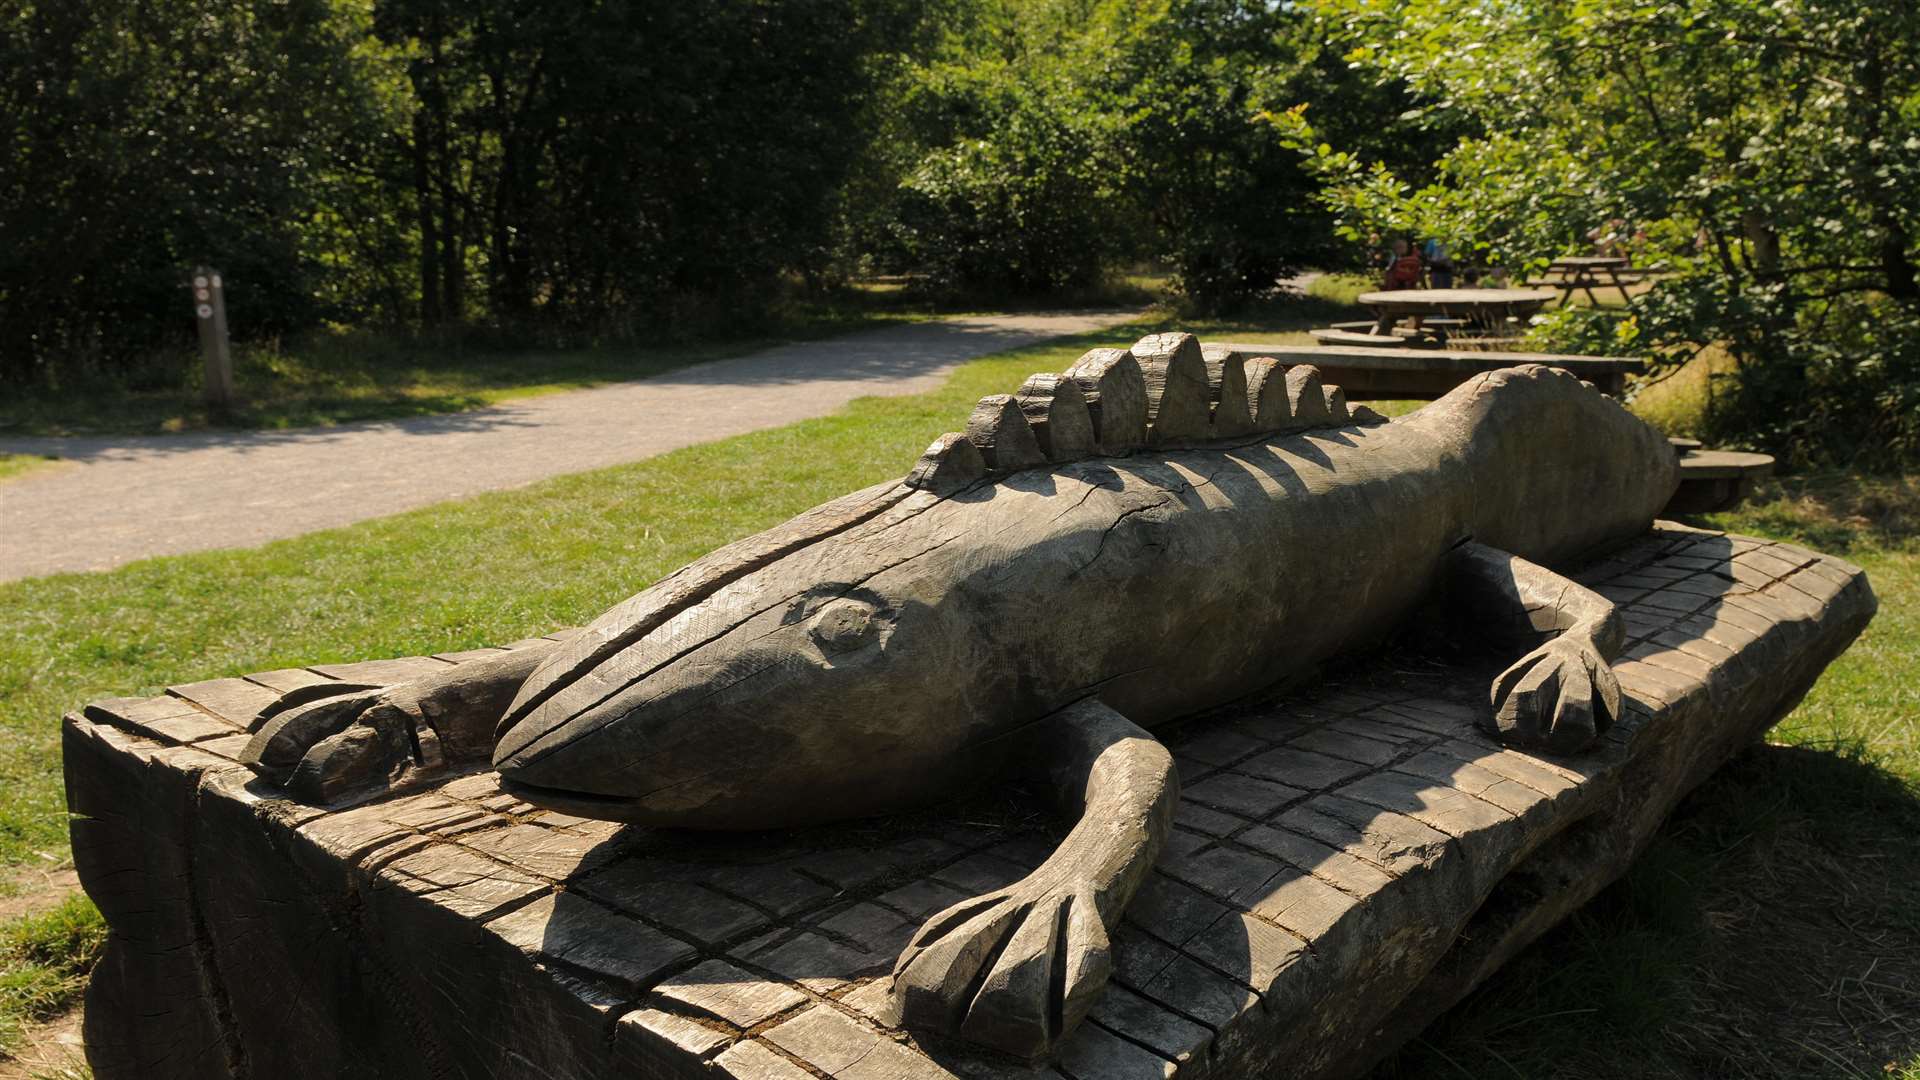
[241,639,567,802]
[888,875,1111,1058]
[243,684,444,802]
[1488,634,1622,754]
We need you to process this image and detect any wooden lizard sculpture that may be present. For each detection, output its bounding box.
[242,333,1678,1058]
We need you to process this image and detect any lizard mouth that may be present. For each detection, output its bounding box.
[495,776,640,816]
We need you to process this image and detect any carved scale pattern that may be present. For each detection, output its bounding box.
[906,332,1391,493]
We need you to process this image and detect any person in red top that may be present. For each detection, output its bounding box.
[1379,236,1428,332]
[1381,237,1426,290]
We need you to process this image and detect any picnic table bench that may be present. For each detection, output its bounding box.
[1211,343,1644,399]
[1522,257,1657,307]
[1355,288,1554,342]
[1668,449,1775,513]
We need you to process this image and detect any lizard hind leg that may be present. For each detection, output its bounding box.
[885,699,1177,1058]
[1448,540,1627,754]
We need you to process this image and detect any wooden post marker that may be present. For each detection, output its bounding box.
[192,267,234,411]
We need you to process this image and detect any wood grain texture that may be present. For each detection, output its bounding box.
[67,526,1875,1079]
[1242,357,1290,432]
[966,394,1048,471]
[1015,374,1096,463]
[1204,353,1257,438]
[1065,348,1148,454]
[907,432,986,493]
[1131,333,1212,445]
[1284,366,1332,427]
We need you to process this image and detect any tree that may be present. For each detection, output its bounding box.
[1,0,922,385]
[867,0,1451,308]
[0,0,410,386]
[1277,0,1920,466]
[370,0,920,328]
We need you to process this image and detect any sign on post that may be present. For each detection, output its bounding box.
[192,267,234,410]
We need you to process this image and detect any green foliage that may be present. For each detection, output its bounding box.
[1,0,1456,389]
[0,0,918,390]
[883,32,1129,294]
[1279,0,1920,468]
[372,0,917,325]
[1524,307,1643,359]
[0,0,409,387]
[868,0,1449,309]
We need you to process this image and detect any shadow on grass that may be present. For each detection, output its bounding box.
[1372,741,1920,1080]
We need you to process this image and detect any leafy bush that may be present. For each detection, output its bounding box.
[885,72,1127,295]
[867,0,1448,310]
[1525,307,1642,359]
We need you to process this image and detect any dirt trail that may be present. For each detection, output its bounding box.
[0,309,1143,582]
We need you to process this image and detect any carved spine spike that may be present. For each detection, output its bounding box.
[1065,348,1148,454]
[1243,357,1290,432]
[1132,333,1211,445]
[965,394,1047,471]
[1015,373,1096,462]
[906,433,986,492]
[1349,403,1390,425]
[1323,384,1351,424]
[1200,344,1256,438]
[1284,365,1332,427]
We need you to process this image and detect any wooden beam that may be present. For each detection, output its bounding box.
[1211,344,1643,400]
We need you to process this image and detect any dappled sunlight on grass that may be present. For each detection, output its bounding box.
[0,893,103,1062]
[1626,346,1735,438]
[1707,473,1920,555]
[1306,272,1376,306]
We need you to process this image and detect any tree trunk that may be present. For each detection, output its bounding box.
[412,109,441,324]
[1879,217,1918,301]
[1858,38,1917,301]
[427,26,462,323]
[1741,211,1781,279]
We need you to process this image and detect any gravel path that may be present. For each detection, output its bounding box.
[0,310,1141,582]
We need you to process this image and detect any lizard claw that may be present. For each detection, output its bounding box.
[888,877,1110,1058]
[243,685,439,802]
[1487,634,1621,754]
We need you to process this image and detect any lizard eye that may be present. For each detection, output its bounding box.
[809,597,882,654]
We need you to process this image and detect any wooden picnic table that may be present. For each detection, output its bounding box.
[1527,256,1645,307]
[1356,288,1554,340]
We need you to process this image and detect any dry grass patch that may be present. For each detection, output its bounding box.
[1626,346,1736,438]
[0,896,103,1065]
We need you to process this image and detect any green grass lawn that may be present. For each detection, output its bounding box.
[1306,271,1379,305]
[0,895,101,1062]
[0,300,1913,1075]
